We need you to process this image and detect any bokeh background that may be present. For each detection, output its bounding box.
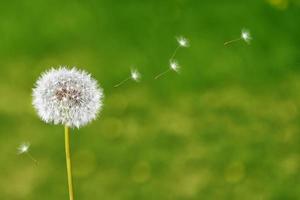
[1,0,300,199]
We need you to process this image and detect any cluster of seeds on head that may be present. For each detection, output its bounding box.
[55,81,83,106]
[55,86,81,104]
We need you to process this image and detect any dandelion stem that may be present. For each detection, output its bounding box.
[170,45,180,60]
[154,69,171,79]
[26,152,38,165]
[64,125,74,200]
[114,77,131,88]
[224,38,242,46]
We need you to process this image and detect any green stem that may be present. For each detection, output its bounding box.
[65,126,74,200]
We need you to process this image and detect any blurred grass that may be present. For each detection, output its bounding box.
[0,0,300,199]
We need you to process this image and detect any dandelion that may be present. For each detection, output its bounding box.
[224,29,252,46]
[154,60,181,79]
[33,67,103,128]
[32,67,104,200]
[114,68,141,87]
[17,142,38,164]
[170,36,190,60]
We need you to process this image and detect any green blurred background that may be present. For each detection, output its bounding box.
[1,0,300,199]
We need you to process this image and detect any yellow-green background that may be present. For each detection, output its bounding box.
[1,0,300,199]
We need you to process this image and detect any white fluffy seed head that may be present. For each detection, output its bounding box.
[241,29,252,44]
[17,142,30,154]
[131,69,141,82]
[170,60,180,73]
[32,67,104,128]
[177,36,190,48]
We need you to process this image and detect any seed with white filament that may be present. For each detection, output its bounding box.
[224,28,252,46]
[114,68,141,88]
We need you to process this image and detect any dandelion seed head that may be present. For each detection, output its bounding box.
[170,60,180,73]
[18,142,30,154]
[177,36,190,48]
[32,67,104,128]
[241,29,252,44]
[131,69,141,82]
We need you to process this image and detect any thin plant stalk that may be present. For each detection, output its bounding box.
[224,38,242,46]
[65,126,74,200]
[26,152,38,165]
[170,45,180,61]
[154,69,171,79]
[114,77,131,88]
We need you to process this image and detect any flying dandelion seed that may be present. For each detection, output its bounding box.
[114,68,141,88]
[33,67,103,200]
[177,36,190,48]
[17,142,38,164]
[170,36,190,60]
[154,60,181,79]
[224,29,252,46]
[241,29,252,44]
[17,142,30,154]
[170,60,180,72]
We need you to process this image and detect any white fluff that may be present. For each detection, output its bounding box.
[17,142,30,154]
[176,36,190,48]
[241,29,252,44]
[131,69,141,82]
[170,60,180,73]
[32,67,104,128]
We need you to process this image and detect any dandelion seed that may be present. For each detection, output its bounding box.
[131,69,141,82]
[170,36,190,60]
[170,60,180,73]
[154,60,181,79]
[17,142,30,154]
[32,66,104,200]
[17,142,38,164]
[177,36,190,48]
[114,68,141,88]
[224,28,252,46]
[241,29,252,44]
